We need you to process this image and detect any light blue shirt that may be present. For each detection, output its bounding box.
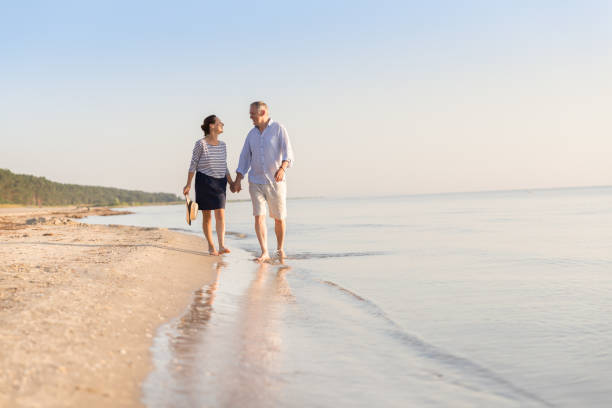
[236,119,294,185]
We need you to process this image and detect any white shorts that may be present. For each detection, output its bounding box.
[249,182,287,220]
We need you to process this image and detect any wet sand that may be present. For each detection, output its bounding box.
[0,207,217,407]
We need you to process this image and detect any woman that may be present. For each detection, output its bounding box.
[183,115,234,255]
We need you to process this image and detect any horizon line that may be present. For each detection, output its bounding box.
[304,184,612,201]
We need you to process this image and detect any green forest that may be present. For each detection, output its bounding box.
[0,169,180,206]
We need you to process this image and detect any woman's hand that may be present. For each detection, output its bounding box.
[183,185,190,195]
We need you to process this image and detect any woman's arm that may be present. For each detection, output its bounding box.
[183,171,195,195]
[184,140,203,195]
[226,169,235,193]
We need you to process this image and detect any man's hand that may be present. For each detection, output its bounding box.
[229,182,236,193]
[235,180,242,193]
[183,185,190,195]
[274,167,285,182]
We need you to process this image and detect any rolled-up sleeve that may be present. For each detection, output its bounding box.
[236,135,252,176]
[188,140,202,173]
[280,125,294,168]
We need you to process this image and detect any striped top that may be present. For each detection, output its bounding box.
[188,139,229,179]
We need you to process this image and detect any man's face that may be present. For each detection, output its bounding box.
[250,106,264,127]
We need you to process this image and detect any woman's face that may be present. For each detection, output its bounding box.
[212,117,224,135]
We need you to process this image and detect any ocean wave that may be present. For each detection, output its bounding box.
[506,256,612,267]
[168,228,247,239]
[319,279,553,407]
[168,227,197,233]
[287,251,387,260]
[226,231,248,238]
[232,245,388,260]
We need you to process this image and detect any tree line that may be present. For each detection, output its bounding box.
[0,169,180,206]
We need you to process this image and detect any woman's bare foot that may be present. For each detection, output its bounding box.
[275,249,286,259]
[255,252,271,263]
[208,246,219,256]
[219,246,231,254]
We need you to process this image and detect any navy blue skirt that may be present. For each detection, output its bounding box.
[195,171,227,210]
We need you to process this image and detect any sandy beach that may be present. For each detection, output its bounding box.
[0,207,216,407]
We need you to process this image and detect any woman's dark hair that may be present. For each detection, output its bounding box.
[201,115,217,135]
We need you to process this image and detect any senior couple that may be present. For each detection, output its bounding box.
[182,101,294,262]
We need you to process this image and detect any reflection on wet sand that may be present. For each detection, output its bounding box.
[275,264,293,301]
[221,262,293,407]
[142,260,293,408]
[167,262,222,392]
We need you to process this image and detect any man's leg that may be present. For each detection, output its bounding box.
[269,182,287,259]
[249,183,270,262]
[274,218,286,258]
[254,215,270,262]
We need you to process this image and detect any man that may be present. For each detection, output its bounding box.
[234,101,294,262]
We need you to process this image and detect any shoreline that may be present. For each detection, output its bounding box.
[0,207,216,407]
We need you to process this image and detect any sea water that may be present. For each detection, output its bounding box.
[82,187,612,407]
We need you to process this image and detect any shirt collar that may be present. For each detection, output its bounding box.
[254,118,274,132]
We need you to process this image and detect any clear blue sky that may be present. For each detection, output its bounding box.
[1,1,610,197]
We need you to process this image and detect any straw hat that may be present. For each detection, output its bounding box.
[185,195,198,225]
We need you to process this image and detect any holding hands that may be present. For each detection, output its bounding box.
[226,168,284,193]
[224,167,285,194]
[230,174,242,194]
[226,172,239,194]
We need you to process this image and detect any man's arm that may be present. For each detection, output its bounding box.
[274,161,290,182]
[235,135,252,193]
[274,125,294,182]
[234,172,244,192]
[281,125,294,167]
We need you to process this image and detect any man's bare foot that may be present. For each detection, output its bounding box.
[219,246,231,254]
[255,252,271,263]
[275,249,286,259]
[208,246,219,256]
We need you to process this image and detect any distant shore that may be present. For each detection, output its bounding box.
[0,202,182,209]
[0,206,217,407]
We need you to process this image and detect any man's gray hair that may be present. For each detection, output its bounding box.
[250,101,268,113]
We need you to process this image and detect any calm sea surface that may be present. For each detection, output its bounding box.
[82,187,612,407]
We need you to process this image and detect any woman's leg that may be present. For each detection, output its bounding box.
[202,210,218,255]
[215,208,230,254]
